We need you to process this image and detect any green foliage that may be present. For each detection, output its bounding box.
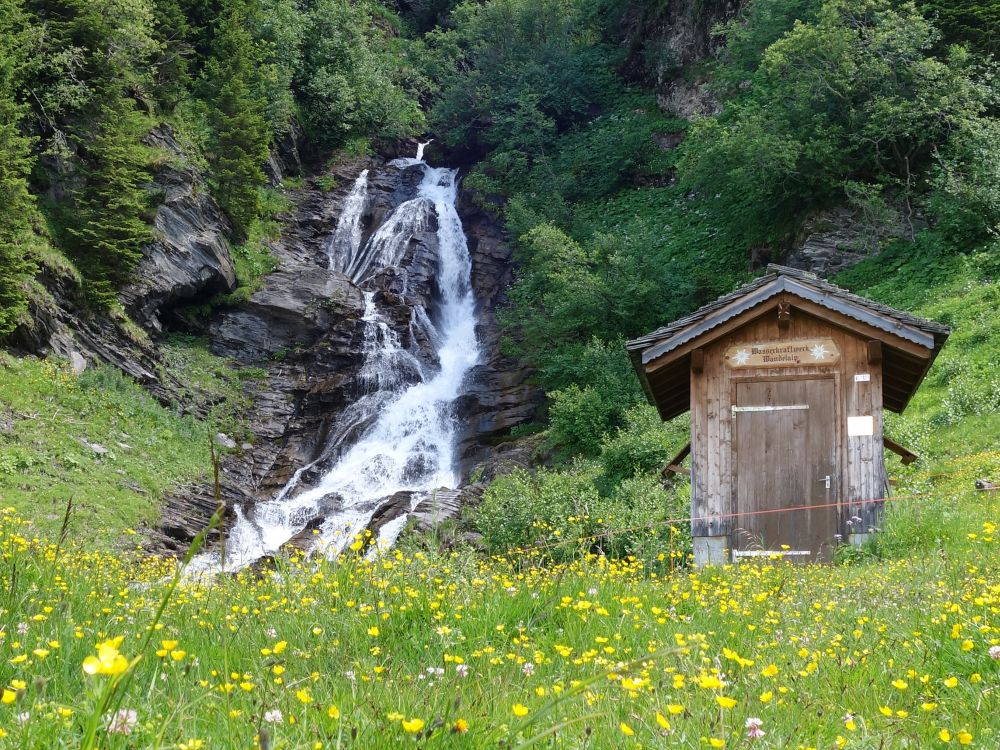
[158,334,255,430]
[426,0,614,181]
[475,463,601,555]
[0,0,39,336]
[681,0,993,248]
[474,459,691,564]
[0,353,239,539]
[64,99,154,306]
[918,0,1000,55]
[548,385,621,457]
[714,0,825,85]
[597,405,681,488]
[929,117,1000,244]
[296,0,424,148]
[204,0,270,237]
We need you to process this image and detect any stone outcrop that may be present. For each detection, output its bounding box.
[453,190,545,477]
[784,206,912,277]
[120,125,237,333]
[9,123,239,405]
[617,0,738,120]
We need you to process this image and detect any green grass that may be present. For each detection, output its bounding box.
[0,448,995,748]
[0,343,250,543]
[837,244,1000,462]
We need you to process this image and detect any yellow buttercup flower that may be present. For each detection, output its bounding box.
[82,638,128,677]
[512,703,529,717]
[401,717,424,733]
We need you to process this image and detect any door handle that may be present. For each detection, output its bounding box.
[818,475,831,489]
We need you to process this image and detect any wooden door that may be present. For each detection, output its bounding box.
[733,378,837,562]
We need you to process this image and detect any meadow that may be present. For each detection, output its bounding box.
[0,442,997,750]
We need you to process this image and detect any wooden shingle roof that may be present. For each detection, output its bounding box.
[628,264,950,420]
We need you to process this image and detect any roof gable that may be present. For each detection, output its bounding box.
[628,264,950,420]
[629,265,947,362]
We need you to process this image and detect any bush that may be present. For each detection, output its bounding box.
[598,404,675,488]
[474,464,601,556]
[474,462,692,567]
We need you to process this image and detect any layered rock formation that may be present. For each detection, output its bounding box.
[154,152,542,551]
[120,125,237,333]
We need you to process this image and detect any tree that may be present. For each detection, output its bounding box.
[204,0,269,236]
[680,0,991,246]
[296,0,423,148]
[64,98,153,306]
[0,0,38,336]
[918,0,1000,56]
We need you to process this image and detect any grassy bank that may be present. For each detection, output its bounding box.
[0,337,252,542]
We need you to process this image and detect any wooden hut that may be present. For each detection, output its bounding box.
[627,265,949,565]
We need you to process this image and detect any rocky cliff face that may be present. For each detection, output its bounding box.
[9,124,236,406]
[618,0,740,119]
[151,151,542,551]
[120,125,237,333]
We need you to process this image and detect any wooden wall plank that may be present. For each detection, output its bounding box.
[689,304,886,554]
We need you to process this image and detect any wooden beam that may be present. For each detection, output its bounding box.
[661,441,691,477]
[867,340,882,365]
[691,349,704,373]
[884,435,918,465]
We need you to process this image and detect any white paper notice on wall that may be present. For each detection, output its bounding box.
[847,415,875,437]
[854,373,871,382]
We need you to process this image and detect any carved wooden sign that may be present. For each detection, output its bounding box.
[724,338,840,369]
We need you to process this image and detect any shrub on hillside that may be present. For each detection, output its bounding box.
[474,462,691,566]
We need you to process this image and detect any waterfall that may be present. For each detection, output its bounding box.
[326,169,369,271]
[195,145,479,571]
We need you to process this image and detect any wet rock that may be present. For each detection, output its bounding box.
[365,490,419,541]
[209,268,365,363]
[145,482,248,553]
[280,516,324,554]
[411,488,463,533]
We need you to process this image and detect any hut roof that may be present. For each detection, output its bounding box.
[627,264,950,420]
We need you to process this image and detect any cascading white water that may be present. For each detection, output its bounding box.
[326,169,369,271]
[196,144,480,570]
